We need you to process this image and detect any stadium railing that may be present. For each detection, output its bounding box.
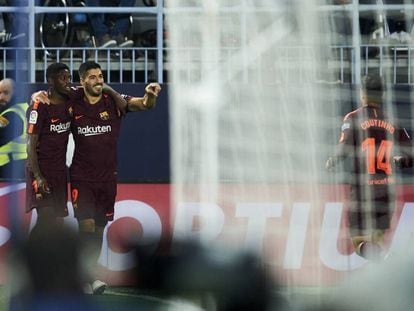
[329,44,414,84]
[0,2,165,83]
[1,3,414,84]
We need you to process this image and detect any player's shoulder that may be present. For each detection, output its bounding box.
[28,100,48,112]
[102,93,119,110]
[343,108,359,121]
[70,86,83,96]
[102,93,113,103]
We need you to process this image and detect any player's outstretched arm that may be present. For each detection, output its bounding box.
[27,133,51,194]
[127,83,161,112]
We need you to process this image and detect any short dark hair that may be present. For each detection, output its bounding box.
[361,74,384,103]
[46,63,70,81]
[78,61,101,79]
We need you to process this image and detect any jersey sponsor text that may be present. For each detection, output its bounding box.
[50,121,71,133]
[77,125,112,136]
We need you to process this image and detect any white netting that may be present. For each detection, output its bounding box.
[165,1,414,309]
[166,0,343,292]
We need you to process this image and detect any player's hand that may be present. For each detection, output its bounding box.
[142,83,161,109]
[145,83,161,98]
[32,91,49,105]
[325,157,336,171]
[393,155,411,169]
[36,177,52,195]
[0,115,9,127]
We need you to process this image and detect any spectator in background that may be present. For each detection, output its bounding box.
[389,19,412,44]
[0,78,14,113]
[0,78,27,180]
[85,0,135,48]
[0,0,28,47]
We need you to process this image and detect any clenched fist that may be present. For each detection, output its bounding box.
[145,83,161,97]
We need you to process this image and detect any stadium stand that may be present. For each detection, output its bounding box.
[0,2,414,84]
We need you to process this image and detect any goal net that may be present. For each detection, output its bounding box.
[167,0,356,293]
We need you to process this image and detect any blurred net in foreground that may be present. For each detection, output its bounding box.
[166,0,347,294]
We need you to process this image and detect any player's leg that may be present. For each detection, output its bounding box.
[371,229,386,246]
[349,203,371,258]
[91,216,108,294]
[50,172,69,225]
[352,235,383,259]
[351,216,388,260]
[71,180,104,293]
[368,205,391,258]
[26,174,57,228]
[71,180,96,237]
[78,217,104,278]
[55,217,64,226]
[349,204,383,260]
[88,180,117,294]
[351,234,371,250]
[26,170,69,229]
[35,205,56,227]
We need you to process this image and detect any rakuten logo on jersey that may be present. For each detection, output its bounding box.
[77,125,112,136]
[50,122,71,133]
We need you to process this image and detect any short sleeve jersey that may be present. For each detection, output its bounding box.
[69,94,122,182]
[339,105,411,201]
[26,101,72,173]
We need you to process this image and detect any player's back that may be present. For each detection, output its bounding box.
[345,106,399,202]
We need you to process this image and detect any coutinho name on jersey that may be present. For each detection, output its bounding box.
[77,125,112,136]
[360,119,395,134]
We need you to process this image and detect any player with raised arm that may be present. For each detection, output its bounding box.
[69,61,160,294]
[326,73,412,260]
[28,63,128,229]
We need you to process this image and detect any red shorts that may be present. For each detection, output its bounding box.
[70,180,117,226]
[25,168,69,217]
